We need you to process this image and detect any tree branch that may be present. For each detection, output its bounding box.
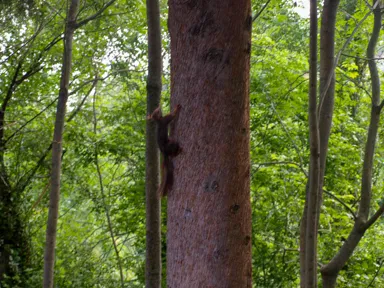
[75,0,117,28]
[340,73,371,98]
[358,0,382,221]
[254,161,308,177]
[16,144,52,194]
[0,62,22,151]
[318,0,380,115]
[320,3,383,283]
[4,98,58,145]
[15,65,44,86]
[364,202,384,230]
[367,258,384,287]
[379,99,384,111]
[252,0,272,22]
[67,78,98,122]
[2,62,22,112]
[68,74,110,96]
[30,181,50,211]
[323,189,357,220]
[341,53,384,61]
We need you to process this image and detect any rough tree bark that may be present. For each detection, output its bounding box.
[167,0,252,287]
[321,2,383,287]
[145,0,162,286]
[43,1,79,287]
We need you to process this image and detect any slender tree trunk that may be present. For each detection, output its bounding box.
[0,29,64,287]
[315,2,340,285]
[167,1,252,287]
[300,184,309,287]
[318,0,340,220]
[145,0,162,286]
[300,0,320,286]
[43,1,79,287]
[321,2,382,287]
[301,2,341,287]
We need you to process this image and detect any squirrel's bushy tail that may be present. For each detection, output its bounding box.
[158,157,174,197]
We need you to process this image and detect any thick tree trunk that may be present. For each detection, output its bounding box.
[43,1,79,287]
[145,0,162,286]
[167,1,252,287]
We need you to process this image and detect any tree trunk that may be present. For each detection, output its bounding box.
[301,0,320,286]
[301,1,341,287]
[318,0,340,220]
[43,1,79,287]
[321,2,382,287]
[167,1,252,287]
[145,0,162,286]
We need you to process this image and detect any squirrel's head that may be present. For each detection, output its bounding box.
[147,106,162,120]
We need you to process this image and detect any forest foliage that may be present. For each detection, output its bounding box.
[1,0,384,287]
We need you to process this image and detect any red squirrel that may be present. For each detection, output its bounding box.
[148,104,181,196]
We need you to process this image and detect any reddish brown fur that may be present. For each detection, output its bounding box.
[148,105,181,196]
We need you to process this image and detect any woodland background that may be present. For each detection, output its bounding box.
[1,0,384,287]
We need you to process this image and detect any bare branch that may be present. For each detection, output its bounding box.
[340,73,371,98]
[0,24,43,65]
[4,98,58,145]
[30,182,50,211]
[75,0,117,28]
[379,100,384,111]
[254,161,308,177]
[43,34,64,52]
[364,202,384,230]
[16,144,52,194]
[67,78,98,122]
[252,0,272,22]
[2,63,21,108]
[323,189,357,220]
[15,65,44,86]
[341,53,384,61]
[367,258,384,287]
[0,62,22,150]
[68,74,110,96]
